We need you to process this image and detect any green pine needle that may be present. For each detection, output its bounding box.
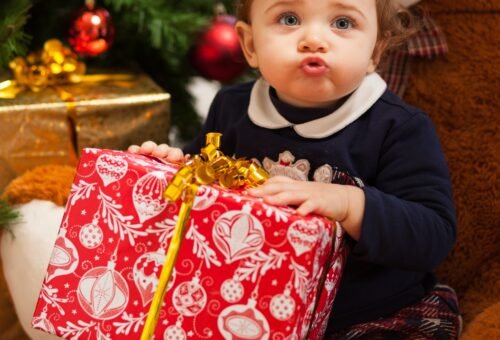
[0,200,20,235]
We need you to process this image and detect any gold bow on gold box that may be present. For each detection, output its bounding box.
[0,40,171,192]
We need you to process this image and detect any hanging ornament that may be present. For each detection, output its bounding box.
[46,228,79,282]
[164,319,187,340]
[96,153,128,187]
[79,220,104,249]
[133,247,176,306]
[269,286,296,321]
[192,185,219,211]
[172,276,207,317]
[32,308,56,335]
[132,171,168,223]
[220,276,244,303]
[68,0,115,57]
[218,298,270,340]
[190,4,247,82]
[213,204,265,264]
[287,219,321,256]
[77,260,129,320]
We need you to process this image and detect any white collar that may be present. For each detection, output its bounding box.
[247,73,387,139]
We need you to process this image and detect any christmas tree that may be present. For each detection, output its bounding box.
[0,0,238,141]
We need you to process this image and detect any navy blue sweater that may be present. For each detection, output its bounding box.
[184,78,456,332]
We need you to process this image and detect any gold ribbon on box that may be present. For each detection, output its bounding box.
[141,132,269,340]
[0,39,131,101]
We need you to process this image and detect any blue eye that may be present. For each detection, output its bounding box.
[333,17,353,30]
[279,14,300,26]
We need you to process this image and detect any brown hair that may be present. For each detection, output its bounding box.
[235,0,418,51]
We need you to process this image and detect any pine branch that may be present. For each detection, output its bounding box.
[0,199,20,234]
[0,0,31,67]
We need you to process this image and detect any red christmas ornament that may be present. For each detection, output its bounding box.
[191,14,248,82]
[68,0,114,57]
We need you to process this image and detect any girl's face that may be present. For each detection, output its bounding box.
[236,0,382,108]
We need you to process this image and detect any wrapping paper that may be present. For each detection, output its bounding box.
[0,73,170,191]
[32,148,347,339]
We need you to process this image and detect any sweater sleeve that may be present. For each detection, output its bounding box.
[352,112,456,272]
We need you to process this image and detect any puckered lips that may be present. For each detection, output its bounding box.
[300,57,328,77]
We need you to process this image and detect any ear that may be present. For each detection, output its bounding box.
[367,40,388,73]
[235,21,259,68]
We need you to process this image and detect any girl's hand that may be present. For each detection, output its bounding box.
[248,176,365,240]
[127,141,186,163]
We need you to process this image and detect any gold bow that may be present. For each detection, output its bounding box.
[141,132,269,340]
[0,39,131,100]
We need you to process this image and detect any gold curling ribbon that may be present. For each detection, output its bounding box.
[141,132,269,340]
[0,39,132,99]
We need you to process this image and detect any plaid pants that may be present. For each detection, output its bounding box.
[328,284,462,340]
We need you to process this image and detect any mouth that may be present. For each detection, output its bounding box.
[300,57,328,76]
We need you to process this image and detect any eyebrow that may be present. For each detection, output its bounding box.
[330,2,367,20]
[264,0,296,15]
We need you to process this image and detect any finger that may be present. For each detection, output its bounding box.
[260,180,305,196]
[140,141,158,154]
[263,190,309,207]
[128,145,140,153]
[166,148,185,162]
[151,144,171,158]
[265,176,295,184]
[296,200,317,216]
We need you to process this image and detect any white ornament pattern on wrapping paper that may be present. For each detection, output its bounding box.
[67,177,146,246]
[300,303,316,339]
[235,249,288,283]
[77,261,130,320]
[57,320,112,340]
[147,217,221,268]
[99,188,146,245]
[218,298,270,340]
[79,222,104,249]
[133,248,177,307]
[46,228,79,282]
[58,320,97,339]
[291,258,311,304]
[213,204,265,264]
[287,219,322,256]
[32,309,57,335]
[220,277,245,303]
[192,185,219,211]
[69,180,96,207]
[96,154,128,187]
[39,284,69,316]
[112,312,148,336]
[261,202,293,223]
[172,276,207,317]
[147,215,177,245]
[186,220,221,268]
[269,286,296,321]
[164,321,187,340]
[132,171,169,223]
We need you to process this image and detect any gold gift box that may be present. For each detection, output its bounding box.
[0,73,170,192]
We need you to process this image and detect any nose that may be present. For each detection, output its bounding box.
[298,26,328,53]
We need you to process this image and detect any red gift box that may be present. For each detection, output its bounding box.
[32,148,347,339]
